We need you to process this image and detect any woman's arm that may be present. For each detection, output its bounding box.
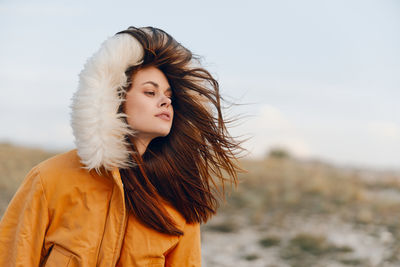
[0,166,49,267]
[165,222,202,267]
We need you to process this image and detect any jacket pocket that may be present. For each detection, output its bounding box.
[44,245,73,267]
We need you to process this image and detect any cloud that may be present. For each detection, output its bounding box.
[232,104,312,158]
[367,121,400,140]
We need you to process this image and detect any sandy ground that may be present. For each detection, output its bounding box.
[201,213,398,267]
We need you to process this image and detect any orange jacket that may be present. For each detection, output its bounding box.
[0,150,201,267]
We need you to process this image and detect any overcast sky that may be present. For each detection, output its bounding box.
[0,0,399,170]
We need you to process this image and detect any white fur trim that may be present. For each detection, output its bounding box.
[70,33,144,171]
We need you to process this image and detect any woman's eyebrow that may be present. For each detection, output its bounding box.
[141,81,172,93]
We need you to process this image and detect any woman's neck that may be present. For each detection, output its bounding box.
[133,137,151,156]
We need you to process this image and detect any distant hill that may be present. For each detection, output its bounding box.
[0,143,59,215]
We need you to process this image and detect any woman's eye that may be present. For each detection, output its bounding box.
[145,91,155,96]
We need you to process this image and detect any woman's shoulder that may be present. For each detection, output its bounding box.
[36,149,83,173]
[33,149,111,191]
[36,149,105,179]
[23,149,113,207]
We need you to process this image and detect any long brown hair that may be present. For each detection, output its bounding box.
[116,26,244,236]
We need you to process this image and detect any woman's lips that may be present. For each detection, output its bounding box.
[156,114,171,121]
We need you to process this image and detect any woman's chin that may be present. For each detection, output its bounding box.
[152,130,171,139]
[159,131,171,137]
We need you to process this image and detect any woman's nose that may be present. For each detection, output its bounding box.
[159,95,172,107]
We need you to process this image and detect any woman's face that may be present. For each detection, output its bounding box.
[125,66,174,145]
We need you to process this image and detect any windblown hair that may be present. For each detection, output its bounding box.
[116,26,244,236]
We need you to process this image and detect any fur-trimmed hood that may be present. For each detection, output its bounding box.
[70,33,144,172]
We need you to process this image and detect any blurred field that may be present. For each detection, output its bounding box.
[0,143,57,215]
[202,149,400,267]
[1,143,400,266]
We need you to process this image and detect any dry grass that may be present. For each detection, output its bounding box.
[220,156,400,228]
[0,143,57,215]
[204,153,400,266]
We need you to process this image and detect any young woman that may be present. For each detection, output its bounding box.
[0,26,243,266]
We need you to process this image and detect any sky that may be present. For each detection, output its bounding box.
[0,0,399,170]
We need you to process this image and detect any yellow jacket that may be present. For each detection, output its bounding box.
[0,150,201,267]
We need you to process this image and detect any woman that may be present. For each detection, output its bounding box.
[0,26,243,266]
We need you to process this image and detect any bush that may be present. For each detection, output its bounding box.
[268,147,291,159]
[259,235,281,247]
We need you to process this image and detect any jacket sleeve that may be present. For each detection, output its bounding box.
[0,166,49,267]
[165,222,202,267]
